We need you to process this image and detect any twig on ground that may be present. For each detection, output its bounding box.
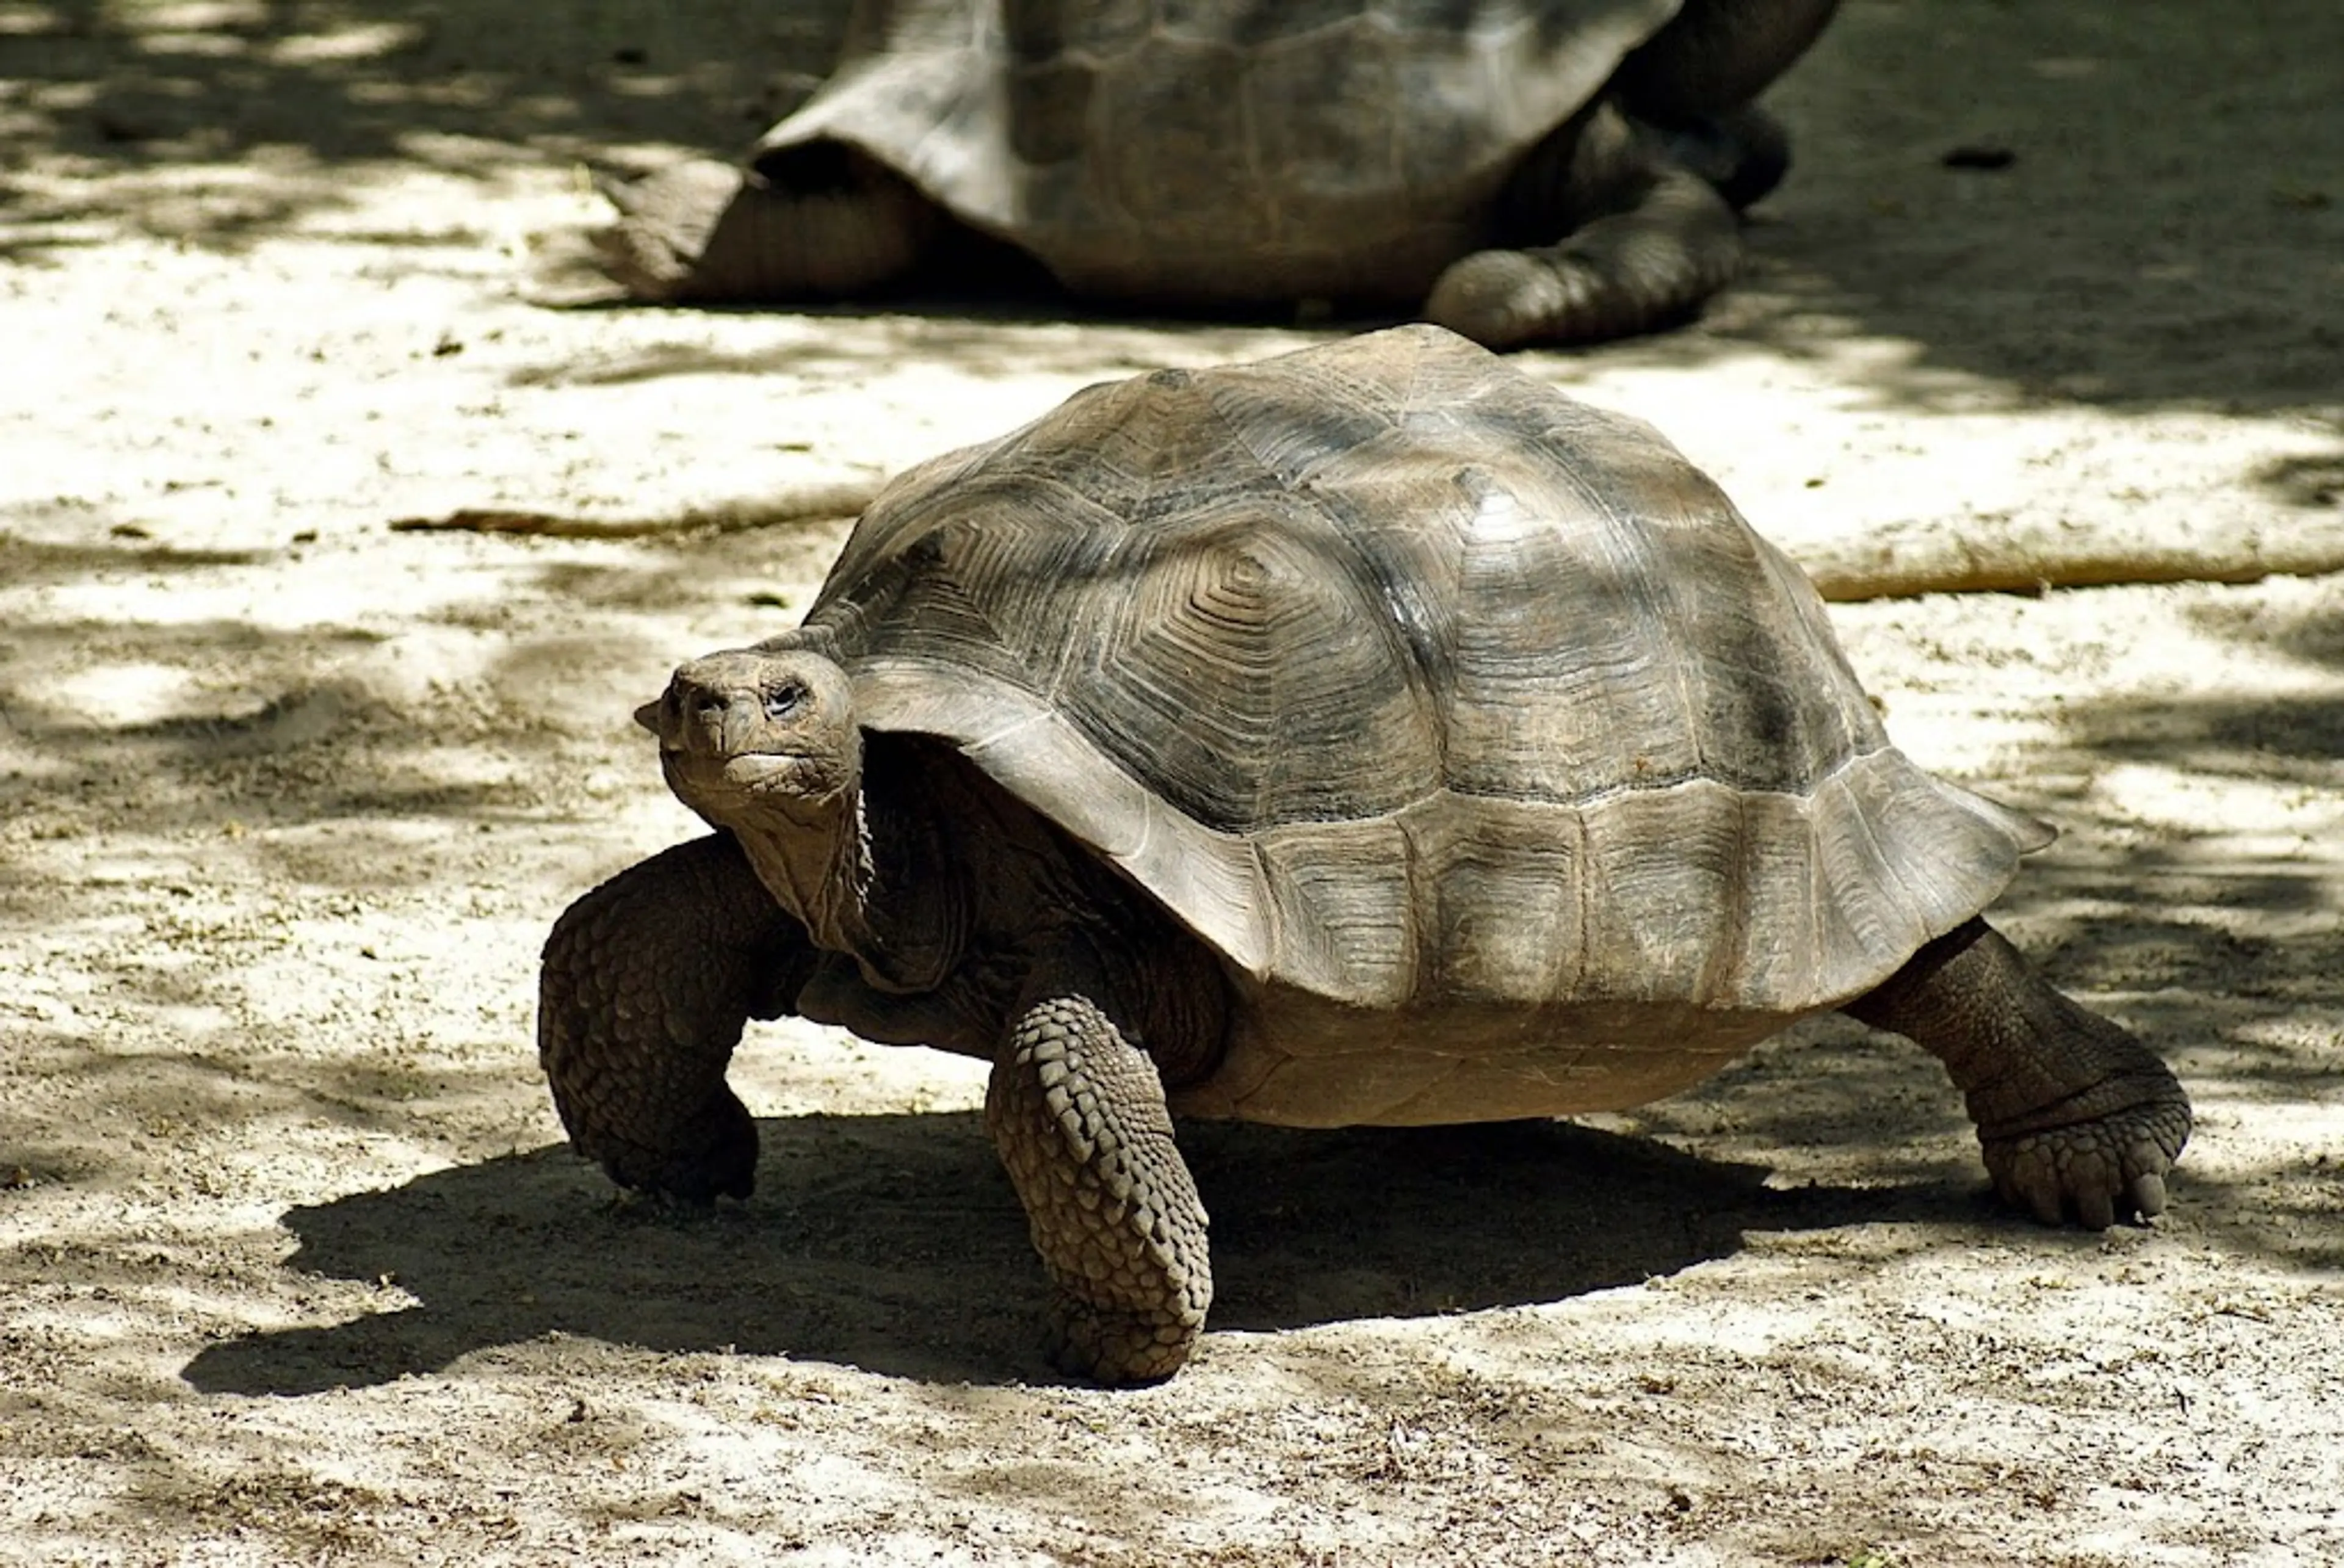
[1796,519,2344,601]
[394,477,2344,603]
[388,477,884,540]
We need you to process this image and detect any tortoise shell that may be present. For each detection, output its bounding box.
[750,0,1682,305]
[784,325,2049,1123]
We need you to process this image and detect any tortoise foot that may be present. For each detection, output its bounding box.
[1042,1290,1201,1386]
[1981,1082,2193,1230]
[582,1088,758,1205]
[1845,919,2194,1231]
[590,159,740,300]
[988,987,1214,1386]
[1424,165,1738,349]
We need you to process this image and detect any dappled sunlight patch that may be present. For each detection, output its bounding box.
[2079,761,2343,853]
[262,18,424,66]
[42,660,214,729]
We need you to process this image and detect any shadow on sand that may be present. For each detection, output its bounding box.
[182,1110,1975,1393]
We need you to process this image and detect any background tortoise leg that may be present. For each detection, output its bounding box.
[1641,101,1793,213]
[1424,104,1742,350]
[1428,0,1838,349]
[1613,0,1842,125]
[986,984,1212,1386]
[593,146,939,302]
[539,832,815,1202]
[1843,917,2193,1229]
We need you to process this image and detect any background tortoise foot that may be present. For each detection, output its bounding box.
[590,159,740,300]
[1424,167,1740,349]
[594,147,937,302]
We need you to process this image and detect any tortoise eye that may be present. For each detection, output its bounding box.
[765,681,809,720]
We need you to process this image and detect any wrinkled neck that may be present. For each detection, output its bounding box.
[737,786,874,958]
[739,765,966,995]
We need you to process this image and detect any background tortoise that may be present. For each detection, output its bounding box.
[593,0,1840,348]
[540,325,2191,1383]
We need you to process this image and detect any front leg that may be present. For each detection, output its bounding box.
[986,985,1212,1385]
[539,833,816,1202]
[1844,918,2193,1229]
[592,149,939,303]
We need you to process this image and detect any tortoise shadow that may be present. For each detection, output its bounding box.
[181,1111,1972,1395]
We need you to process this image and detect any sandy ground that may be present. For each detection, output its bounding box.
[4,2,2342,1564]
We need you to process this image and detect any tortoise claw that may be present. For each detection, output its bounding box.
[582,1088,758,1205]
[1983,1106,2189,1230]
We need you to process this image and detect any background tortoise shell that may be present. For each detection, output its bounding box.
[750,0,1683,305]
[781,325,2050,1123]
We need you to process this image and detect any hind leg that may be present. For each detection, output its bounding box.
[1424,0,1839,349]
[1615,0,1840,212]
[1642,101,1793,212]
[593,145,941,303]
[1613,0,1842,125]
[1843,918,2191,1228]
[1425,104,1742,349]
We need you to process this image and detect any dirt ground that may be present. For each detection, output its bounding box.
[4,2,2342,1564]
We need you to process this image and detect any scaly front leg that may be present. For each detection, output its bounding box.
[539,833,816,1202]
[593,152,939,303]
[986,981,1212,1385]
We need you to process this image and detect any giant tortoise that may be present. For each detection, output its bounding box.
[540,325,2191,1382]
[592,0,1840,347]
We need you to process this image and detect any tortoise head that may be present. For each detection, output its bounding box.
[637,645,861,831]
